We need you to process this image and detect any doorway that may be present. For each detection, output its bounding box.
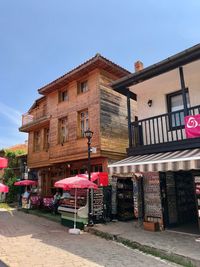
[117,178,134,221]
[160,171,199,234]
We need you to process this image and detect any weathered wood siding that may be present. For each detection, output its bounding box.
[28,70,102,168]
[28,99,50,168]
[99,71,136,158]
[27,68,133,169]
[48,70,101,164]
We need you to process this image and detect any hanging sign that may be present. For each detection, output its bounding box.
[184,114,200,138]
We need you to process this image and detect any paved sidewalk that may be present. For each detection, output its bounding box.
[87,221,200,267]
[0,208,179,267]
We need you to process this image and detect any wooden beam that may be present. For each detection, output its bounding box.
[179,66,188,116]
[127,90,133,148]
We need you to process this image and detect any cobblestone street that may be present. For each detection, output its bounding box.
[0,208,180,267]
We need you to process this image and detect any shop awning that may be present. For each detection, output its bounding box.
[108,148,200,175]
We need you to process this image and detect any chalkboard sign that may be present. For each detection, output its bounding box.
[143,172,162,220]
[92,188,104,221]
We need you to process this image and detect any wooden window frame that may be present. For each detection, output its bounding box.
[166,89,190,130]
[77,80,88,94]
[92,164,103,172]
[58,89,68,103]
[78,109,89,138]
[33,130,41,152]
[43,127,49,151]
[58,117,68,145]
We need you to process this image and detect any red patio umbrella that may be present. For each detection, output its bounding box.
[0,157,8,168]
[14,180,37,186]
[54,175,98,190]
[0,183,9,193]
[54,176,98,234]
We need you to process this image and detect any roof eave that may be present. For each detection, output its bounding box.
[112,43,200,92]
[38,55,130,95]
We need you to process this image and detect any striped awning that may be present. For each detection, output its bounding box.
[108,148,200,175]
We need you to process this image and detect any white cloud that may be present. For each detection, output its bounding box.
[0,132,27,150]
[0,102,27,149]
[0,102,21,126]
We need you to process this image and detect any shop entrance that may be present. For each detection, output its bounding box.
[160,171,199,234]
[117,177,134,221]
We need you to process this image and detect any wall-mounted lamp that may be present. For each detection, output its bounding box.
[147,99,153,107]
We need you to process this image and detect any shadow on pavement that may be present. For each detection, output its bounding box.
[1,208,198,267]
[0,260,9,267]
[0,209,117,266]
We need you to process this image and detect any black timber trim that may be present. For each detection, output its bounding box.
[166,88,189,130]
[114,87,137,101]
[179,66,189,116]
[127,90,133,147]
[112,44,200,93]
[127,137,200,156]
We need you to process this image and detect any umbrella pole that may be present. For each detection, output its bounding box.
[74,188,77,229]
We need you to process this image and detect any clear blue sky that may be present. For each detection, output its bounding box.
[0,0,200,149]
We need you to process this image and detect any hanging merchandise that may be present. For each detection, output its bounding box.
[194,176,200,228]
[116,178,134,221]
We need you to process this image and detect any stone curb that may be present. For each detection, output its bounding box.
[85,227,199,267]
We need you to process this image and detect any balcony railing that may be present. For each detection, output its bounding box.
[130,105,200,154]
[22,107,47,126]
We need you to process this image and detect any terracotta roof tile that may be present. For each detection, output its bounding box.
[5,144,28,154]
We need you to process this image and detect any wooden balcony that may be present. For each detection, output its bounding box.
[128,105,200,156]
[19,108,50,132]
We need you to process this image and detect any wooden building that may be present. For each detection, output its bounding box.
[19,54,136,196]
[109,44,200,233]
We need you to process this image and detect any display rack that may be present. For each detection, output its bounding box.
[117,179,134,221]
[59,189,87,208]
[194,176,200,228]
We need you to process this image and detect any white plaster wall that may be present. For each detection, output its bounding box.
[130,59,200,120]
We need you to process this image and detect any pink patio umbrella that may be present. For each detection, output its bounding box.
[0,183,9,193]
[14,180,37,186]
[0,157,8,169]
[54,176,98,190]
[54,175,98,234]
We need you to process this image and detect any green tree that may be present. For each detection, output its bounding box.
[3,150,24,203]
